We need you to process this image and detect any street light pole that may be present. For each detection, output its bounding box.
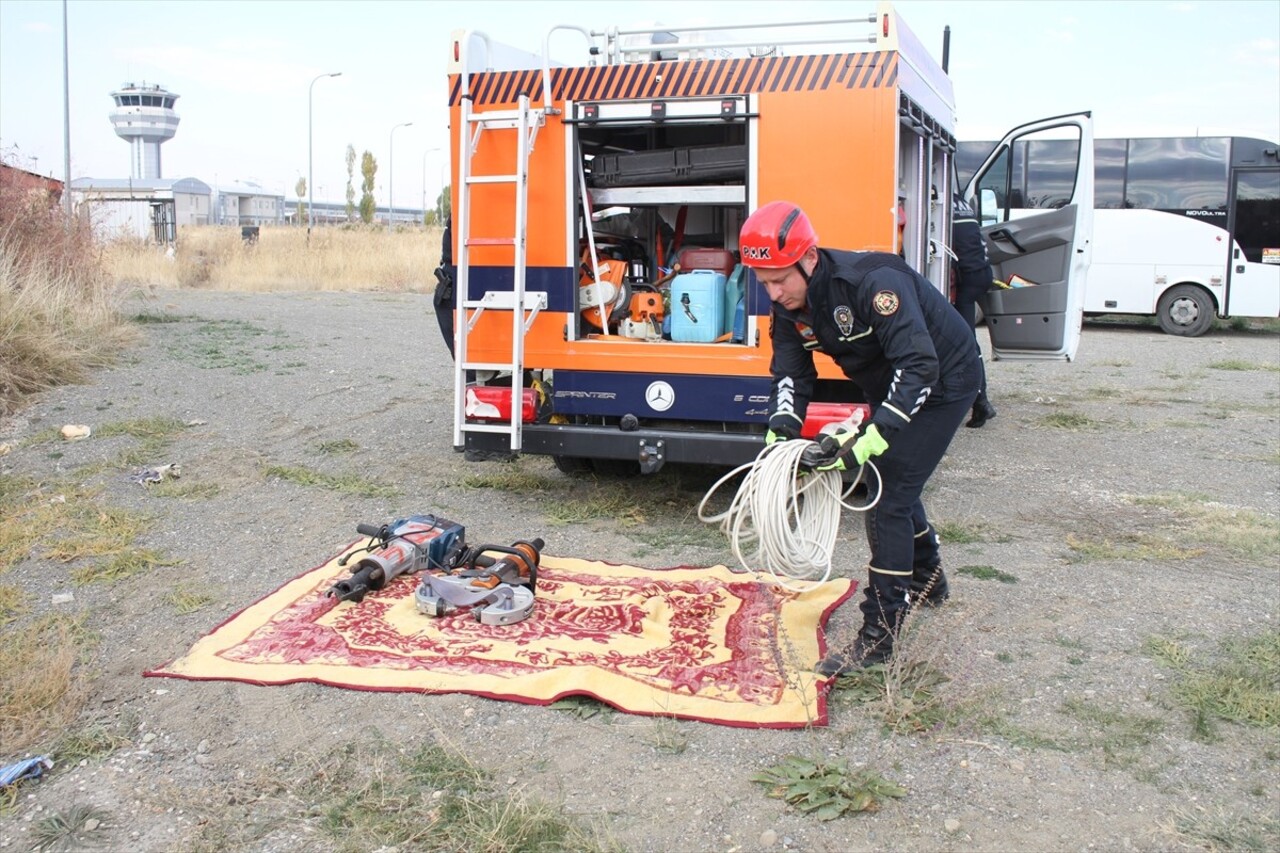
[308,71,342,236]
[388,121,412,226]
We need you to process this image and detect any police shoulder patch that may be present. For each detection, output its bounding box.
[873,290,899,316]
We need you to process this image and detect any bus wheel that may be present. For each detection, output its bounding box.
[552,455,593,475]
[1157,285,1215,337]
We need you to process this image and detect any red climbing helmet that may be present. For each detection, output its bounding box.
[738,201,818,269]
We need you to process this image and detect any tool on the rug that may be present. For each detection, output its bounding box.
[697,416,881,591]
[327,514,466,603]
[415,538,542,626]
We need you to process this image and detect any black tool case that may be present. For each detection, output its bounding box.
[588,144,747,187]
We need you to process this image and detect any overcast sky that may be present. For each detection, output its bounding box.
[2,0,1277,207]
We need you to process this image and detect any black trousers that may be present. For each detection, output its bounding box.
[859,362,979,630]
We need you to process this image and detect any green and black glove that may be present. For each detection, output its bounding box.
[764,422,800,446]
[814,423,888,472]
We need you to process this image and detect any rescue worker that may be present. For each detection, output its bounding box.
[433,215,456,358]
[741,201,981,674]
[951,194,998,428]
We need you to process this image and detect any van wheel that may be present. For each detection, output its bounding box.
[552,456,593,475]
[1157,285,1215,337]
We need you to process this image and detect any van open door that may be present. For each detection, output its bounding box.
[963,112,1093,360]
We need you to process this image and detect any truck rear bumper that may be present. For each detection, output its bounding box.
[464,423,763,472]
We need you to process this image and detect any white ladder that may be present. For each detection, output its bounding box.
[452,92,547,452]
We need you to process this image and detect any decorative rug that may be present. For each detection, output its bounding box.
[146,544,856,728]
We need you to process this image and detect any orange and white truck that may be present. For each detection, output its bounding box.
[446,3,1093,473]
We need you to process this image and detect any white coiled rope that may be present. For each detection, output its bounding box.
[697,439,880,592]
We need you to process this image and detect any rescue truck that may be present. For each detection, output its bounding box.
[447,3,1093,474]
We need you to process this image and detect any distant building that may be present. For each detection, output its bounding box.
[109,82,180,180]
[211,181,285,226]
[71,177,210,242]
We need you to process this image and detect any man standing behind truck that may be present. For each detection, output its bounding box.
[951,193,998,428]
[744,201,981,674]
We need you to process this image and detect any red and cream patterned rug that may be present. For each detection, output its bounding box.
[146,544,856,728]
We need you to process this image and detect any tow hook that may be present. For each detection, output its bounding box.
[638,439,664,474]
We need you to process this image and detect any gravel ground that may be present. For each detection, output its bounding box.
[1,288,1277,852]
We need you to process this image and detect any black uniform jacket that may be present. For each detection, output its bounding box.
[767,249,980,439]
[951,195,994,298]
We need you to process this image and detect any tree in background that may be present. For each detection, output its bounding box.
[294,177,306,225]
[436,185,451,223]
[344,144,356,222]
[359,151,378,225]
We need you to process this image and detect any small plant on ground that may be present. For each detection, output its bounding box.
[753,755,906,819]
[644,715,690,755]
[166,584,215,614]
[54,724,132,763]
[30,803,112,852]
[956,564,1018,584]
[549,696,615,720]
[1144,630,1280,739]
[264,464,399,498]
[1041,411,1099,430]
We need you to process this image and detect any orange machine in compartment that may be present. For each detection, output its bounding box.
[448,2,960,472]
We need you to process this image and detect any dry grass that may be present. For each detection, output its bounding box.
[0,614,91,755]
[104,224,444,292]
[0,176,138,416]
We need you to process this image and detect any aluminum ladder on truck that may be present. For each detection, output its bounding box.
[452,87,547,454]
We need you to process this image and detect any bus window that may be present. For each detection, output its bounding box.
[1233,170,1280,264]
[1094,138,1127,209]
[1125,137,1229,210]
[1025,139,1080,209]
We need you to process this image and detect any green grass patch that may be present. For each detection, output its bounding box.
[549,696,615,721]
[1065,532,1202,562]
[1128,493,1280,562]
[291,738,610,853]
[1144,631,1280,739]
[1040,411,1100,430]
[955,565,1018,584]
[459,467,559,493]
[265,465,398,498]
[1172,807,1280,852]
[71,547,183,585]
[1208,359,1280,372]
[94,416,186,441]
[1060,697,1164,769]
[753,755,905,819]
[131,311,189,324]
[165,318,280,374]
[148,479,222,500]
[54,724,131,764]
[165,584,215,614]
[316,438,359,455]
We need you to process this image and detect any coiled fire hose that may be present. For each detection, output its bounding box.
[697,435,880,592]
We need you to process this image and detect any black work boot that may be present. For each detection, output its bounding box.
[966,397,997,428]
[909,564,950,609]
[815,623,893,677]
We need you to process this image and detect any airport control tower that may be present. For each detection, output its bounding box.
[109,82,180,180]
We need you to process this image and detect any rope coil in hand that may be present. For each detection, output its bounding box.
[697,439,880,591]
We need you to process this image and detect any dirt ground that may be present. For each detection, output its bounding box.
[1,288,1277,852]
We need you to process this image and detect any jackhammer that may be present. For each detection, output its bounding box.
[326,515,465,603]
